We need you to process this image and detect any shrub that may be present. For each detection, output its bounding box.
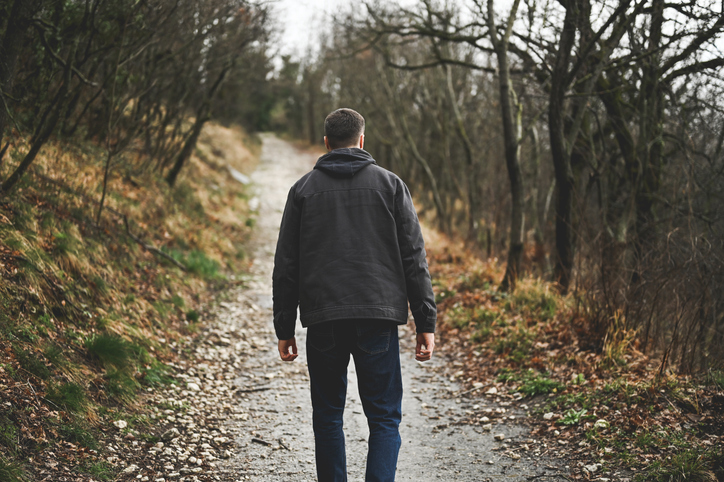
[85,334,134,370]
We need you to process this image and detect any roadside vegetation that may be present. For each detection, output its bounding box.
[0,123,258,481]
[425,232,723,481]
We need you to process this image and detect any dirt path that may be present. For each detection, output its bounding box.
[207,135,564,482]
[115,135,565,482]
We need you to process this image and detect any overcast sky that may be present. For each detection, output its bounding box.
[272,0,338,60]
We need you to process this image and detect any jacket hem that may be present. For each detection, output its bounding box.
[300,306,408,326]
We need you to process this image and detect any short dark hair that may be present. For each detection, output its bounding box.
[324,108,365,149]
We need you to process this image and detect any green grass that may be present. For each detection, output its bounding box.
[13,345,51,380]
[77,460,115,481]
[432,279,456,304]
[560,408,588,425]
[0,457,27,482]
[704,370,724,391]
[105,369,140,403]
[458,270,492,291]
[185,250,221,279]
[85,334,135,370]
[636,447,723,482]
[494,323,535,363]
[504,279,559,321]
[497,369,563,397]
[46,382,88,413]
[163,248,223,280]
[0,416,19,453]
[58,420,98,450]
[140,360,173,386]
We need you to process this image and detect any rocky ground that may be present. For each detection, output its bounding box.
[105,135,569,482]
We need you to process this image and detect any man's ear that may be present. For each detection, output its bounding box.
[324,136,332,151]
[359,134,365,150]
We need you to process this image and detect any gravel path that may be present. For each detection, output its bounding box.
[111,135,566,482]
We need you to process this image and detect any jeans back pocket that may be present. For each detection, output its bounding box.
[307,322,336,352]
[356,321,392,354]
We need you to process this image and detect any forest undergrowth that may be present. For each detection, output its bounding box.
[0,123,258,481]
[423,228,724,481]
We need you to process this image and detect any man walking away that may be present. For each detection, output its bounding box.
[273,108,437,482]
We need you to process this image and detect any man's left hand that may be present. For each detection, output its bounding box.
[278,337,298,362]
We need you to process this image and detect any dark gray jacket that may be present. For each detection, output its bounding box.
[272,147,436,340]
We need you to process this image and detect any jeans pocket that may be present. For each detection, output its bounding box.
[307,323,336,352]
[356,321,392,355]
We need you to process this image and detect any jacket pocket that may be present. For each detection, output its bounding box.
[307,323,336,352]
[356,321,391,355]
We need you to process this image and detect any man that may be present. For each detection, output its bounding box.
[273,108,436,482]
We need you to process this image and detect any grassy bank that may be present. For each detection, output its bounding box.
[0,123,258,481]
[424,229,724,481]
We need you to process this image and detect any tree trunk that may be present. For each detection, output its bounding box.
[1,38,73,196]
[0,0,43,149]
[166,65,230,187]
[548,3,578,293]
[166,113,207,188]
[487,0,525,292]
[445,65,480,243]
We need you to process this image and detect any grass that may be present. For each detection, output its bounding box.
[497,369,563,397]
[0,416,19,453]
[0,457,27,482]
[559,408,589,425]
[494,323,535,363]
[85,333,135,370]
[140,360,174,386]
[636,447,723,482]
[46,382,88,414]
[13,345,51,380]
[78,460,116,481]
[58,420,98,450]
[704,369,724,391]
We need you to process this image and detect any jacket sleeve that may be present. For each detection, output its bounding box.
[272,185,301,340]
[395,180,437,333]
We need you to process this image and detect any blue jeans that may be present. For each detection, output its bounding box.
[306,320,402,482]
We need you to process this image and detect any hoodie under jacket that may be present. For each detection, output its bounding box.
[272,147,437,340]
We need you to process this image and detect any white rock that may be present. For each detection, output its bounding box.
[583,463,600,473]
[543,412,555,420]
[113,420,128,429]
[187,382,201,391]
[594,419,610,429]
[485,387,498,395]
[482,424,493,431]
[122,464,138,474]
[480,416,490,423]
[494,434,505,441]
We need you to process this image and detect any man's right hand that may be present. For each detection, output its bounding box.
[415,332,435,362]
[278,337,298,362]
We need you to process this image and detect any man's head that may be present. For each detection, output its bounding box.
[324,108,365,150]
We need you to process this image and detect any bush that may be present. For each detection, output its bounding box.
[85,334,134,370]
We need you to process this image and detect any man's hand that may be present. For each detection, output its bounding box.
[415,332,435,362]
[278,337,298,362]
